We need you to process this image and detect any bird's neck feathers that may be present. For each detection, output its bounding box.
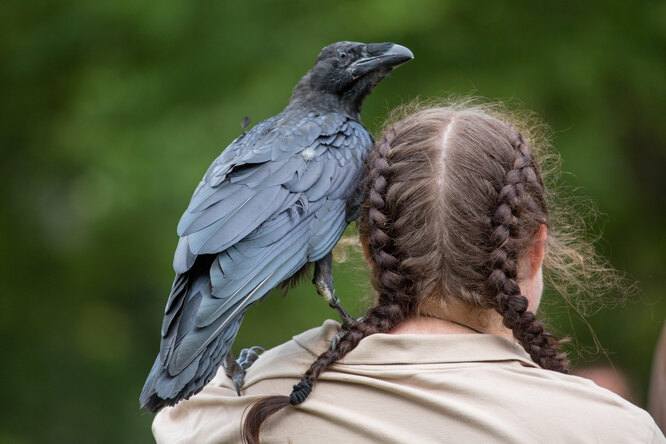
[287,72,377,121]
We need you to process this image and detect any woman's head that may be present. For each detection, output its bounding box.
[357,105,566,370]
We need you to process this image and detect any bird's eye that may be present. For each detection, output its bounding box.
[337,51,348,62]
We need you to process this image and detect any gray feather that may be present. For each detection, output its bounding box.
[284,158,325,192]
[305,155,338,201]
[178,184,255,236]
[198,185,289,253]
[173,237,196,274]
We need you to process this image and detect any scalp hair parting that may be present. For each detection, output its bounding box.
[242,99,625,443]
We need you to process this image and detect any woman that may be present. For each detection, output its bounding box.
[153,104,664,443]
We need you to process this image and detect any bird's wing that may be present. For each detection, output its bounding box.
[142,113,371,407]
[172,112,350,271]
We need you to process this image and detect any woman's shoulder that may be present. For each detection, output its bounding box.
[491,362,663,442]
[232,320,339,385]
[152,321,339,444]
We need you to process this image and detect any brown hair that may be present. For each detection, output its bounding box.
[242,101,621,443]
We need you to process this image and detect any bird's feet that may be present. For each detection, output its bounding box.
[223,346,264,396]
[330,316,363,351]
[313,253,357,327]
[313,252,360,350]
[330,327,347,351]
[324,291,357,329]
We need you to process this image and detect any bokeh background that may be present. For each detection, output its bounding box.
[2,1,665,442]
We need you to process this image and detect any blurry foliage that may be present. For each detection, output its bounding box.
[1,0,665,442]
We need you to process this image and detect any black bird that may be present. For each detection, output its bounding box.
[140,41,413,412]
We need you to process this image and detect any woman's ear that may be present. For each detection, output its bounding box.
[528,224,548,278]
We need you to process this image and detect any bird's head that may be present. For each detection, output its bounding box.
[290,41,414,118]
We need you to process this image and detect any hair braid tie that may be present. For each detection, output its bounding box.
[289,379,313,405]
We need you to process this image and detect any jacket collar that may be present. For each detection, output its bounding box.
[293,320,539,368]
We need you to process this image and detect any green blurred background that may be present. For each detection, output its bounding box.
[1,0,664,442]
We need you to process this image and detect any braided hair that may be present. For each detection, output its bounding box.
[243,105,581,442]
[486,130,567,371]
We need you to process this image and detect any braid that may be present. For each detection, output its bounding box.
[243,125,411,443]
[487,131,568,372]
[366,126,415,307]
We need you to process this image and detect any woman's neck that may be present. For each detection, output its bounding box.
[388,301,515,341]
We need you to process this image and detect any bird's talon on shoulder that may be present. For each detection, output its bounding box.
[224,346,264,396]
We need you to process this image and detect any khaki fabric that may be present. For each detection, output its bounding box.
[153,320,664,443]
[649,323,666,432]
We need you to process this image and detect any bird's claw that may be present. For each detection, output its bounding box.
[313,273,355,327]
[330,329,345,351]
[329,316,363,351]
[223,346,264,396]
[328,294,357,328]
[314,253,358,348]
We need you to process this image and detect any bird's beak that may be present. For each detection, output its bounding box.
[350,43,414,79]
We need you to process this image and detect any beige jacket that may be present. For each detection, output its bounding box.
[153,320,664,443]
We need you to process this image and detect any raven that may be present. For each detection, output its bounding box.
[140,41,413,413]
